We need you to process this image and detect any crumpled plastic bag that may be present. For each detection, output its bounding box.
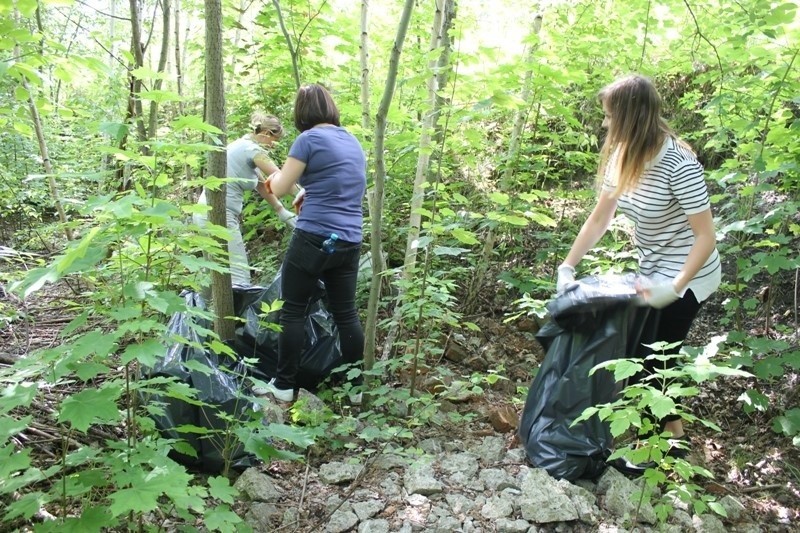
[518,274,650,480]
[228,272,342,390]
[143,291,259,473]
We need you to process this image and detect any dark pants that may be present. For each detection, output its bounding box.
[633,289,703,422]
[275,229,364,390]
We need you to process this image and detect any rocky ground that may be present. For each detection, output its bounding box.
[1,274,799,532]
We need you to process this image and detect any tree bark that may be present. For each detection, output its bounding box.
[204,0,235,341]
[18,52,74,242]
[128,0,147,142]
[147,0,171,137]
[271,0,301,90]
[364,0,415,369]
[402,0,444,281]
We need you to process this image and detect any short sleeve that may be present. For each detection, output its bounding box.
[670,159,710,215]
[288,132,312,163]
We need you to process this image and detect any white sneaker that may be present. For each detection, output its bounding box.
[348,392,363,405]
[253,379,294,402]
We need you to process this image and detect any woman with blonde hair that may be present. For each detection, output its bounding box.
[557,74,721,463]
[195,111,296,285]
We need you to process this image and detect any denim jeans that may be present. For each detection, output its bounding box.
[275,229,364,390]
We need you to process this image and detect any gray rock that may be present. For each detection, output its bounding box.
[244,502,281,532]
[431,515,462,532]
[518,468,579,523]
[379,471,403,498]
[602,475,657,524]
[670,509,693,530]
[692,513,727,533]
[353,499,384,521]
[319,461,363,485]
[441,452,480,477]
[473,435,506,465]
[358,519,391,533]
[481,494,514,519]
[325,509,359,533]
[479,468,519,491]
[404,457,443,496]
[495,518,532,533]
[503,447,527,464]
[446,493,478,515]
[418,438,445,455]
[718,495,746,521]
[558,478,599,523]
[233,468,282,502]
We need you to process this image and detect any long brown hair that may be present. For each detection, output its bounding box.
[597,75,690,195]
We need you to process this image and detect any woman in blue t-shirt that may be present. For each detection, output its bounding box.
[260,84,367,404]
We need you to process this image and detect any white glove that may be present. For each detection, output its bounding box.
[277,208,297,229]
[556,264,576,293]
[644,282,680,309]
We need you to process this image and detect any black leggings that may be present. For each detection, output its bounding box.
[633,289,703,422]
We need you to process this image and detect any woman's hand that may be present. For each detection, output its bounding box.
[292,188,306,214]
[277,207,297,229]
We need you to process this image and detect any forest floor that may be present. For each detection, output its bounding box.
[1,262,799,531]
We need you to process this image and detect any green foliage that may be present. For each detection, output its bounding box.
[576,343,750,524]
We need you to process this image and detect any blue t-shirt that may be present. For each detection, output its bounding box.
[288,126,366,243]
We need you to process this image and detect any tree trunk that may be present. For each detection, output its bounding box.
[128,0,147,142]
[463,13,543,315]
[147,0,171,137]
[379,0,448,362]
[402,0,444,281]
[271,0,301,90]
[18,51,74,242]
[364,0,415,369]
[204,0,235,341]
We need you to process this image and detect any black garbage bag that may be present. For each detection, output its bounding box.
[143,291,259,473]
[228,272,342,390]
[518,274,651,481]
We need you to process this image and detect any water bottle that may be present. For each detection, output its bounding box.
[321,233,338,254]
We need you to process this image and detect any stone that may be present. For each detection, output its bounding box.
[233,468,282,502]
[489,404,519,432]
[353,499,385,521]
[358,519,391,533]
[319,461,363,485]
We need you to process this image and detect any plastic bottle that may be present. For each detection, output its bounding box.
[321,233,338,254]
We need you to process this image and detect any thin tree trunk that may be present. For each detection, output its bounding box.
[147,0,171,137]
[128,0,147,142]
[204,0,235,341]
[433,0,455,143]
[463,13,543,314]
[402,0,444,280]
[271,0,301,89]
[17,47,73,242]
[365,0,415,368]
[360,1,371,134]
[380,0,447,362]
[174,0,184,116]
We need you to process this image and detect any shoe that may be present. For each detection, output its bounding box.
[608,456,655,477]
[348,392,363,405]
[666,435,690,460]
[252,378,294,402]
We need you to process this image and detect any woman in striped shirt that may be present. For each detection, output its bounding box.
[557,74,722,457]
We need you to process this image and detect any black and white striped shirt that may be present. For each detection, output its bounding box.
[603,137,721,302]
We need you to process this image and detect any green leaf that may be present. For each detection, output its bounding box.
[58,386,122,432]
[737,389,769,413]
[204,504,244,532]
[450,228,479,245]
[753,357,784,380]
[37,506,115,533]
[0,382,38,412]
[3,491,46,521]
[649,395,676,420]
[72,362,111,381]
[208,476,239,504]
[120,339,165,366]
[0,415,32,441]
[433,246,468,256]
[772,408,800,437]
